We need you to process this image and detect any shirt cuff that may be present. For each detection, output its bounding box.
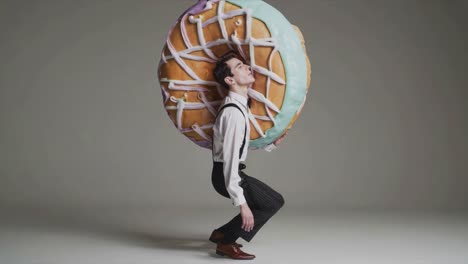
[263,143,277,152]
[232,196,247,207]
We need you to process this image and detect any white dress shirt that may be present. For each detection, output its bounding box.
[212,91,276,206]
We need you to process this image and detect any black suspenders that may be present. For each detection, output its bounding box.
[215,103,247,159]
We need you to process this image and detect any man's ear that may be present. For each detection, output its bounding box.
[224,76,234,86]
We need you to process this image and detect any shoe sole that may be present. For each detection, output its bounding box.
[216,250,255,260]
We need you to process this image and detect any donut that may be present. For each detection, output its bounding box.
[158,0,311,149]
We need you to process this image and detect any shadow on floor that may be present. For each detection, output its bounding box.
[102,229,225,259]
[2,210,226,258]
[108,229,214,251]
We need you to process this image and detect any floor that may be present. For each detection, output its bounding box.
[1,206,467,264]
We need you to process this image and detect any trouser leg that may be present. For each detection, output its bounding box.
[211,164,285,242]
[236,172,285,242]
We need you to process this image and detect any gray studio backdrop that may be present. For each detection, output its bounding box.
[1,0,467,211]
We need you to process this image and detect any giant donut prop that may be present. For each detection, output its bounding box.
[158,0,311,149]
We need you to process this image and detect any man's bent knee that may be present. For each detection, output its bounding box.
[277,193,285,208]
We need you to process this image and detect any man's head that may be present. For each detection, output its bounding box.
[213,51,255,91]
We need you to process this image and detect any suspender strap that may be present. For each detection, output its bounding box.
[215,103,247,159]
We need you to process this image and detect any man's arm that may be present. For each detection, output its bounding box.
[220,108,255,232]
[220,109,247,207]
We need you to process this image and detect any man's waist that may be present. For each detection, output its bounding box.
[213,161,246,170]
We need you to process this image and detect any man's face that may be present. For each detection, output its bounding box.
[225,57,255,87]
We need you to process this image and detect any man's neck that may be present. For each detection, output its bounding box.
[230,86,249,99]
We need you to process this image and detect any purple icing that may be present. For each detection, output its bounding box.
[182,0,220,17]
[161,89,167,103]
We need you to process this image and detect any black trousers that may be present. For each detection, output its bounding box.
[211,162,285,242]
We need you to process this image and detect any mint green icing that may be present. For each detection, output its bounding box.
[227,0,309,148]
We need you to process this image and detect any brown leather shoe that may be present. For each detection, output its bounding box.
[209,230,243,247]
[216,242,255,260]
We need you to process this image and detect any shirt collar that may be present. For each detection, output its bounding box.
[228,91,248,109]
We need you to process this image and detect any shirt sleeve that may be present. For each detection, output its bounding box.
[219,109,247,207]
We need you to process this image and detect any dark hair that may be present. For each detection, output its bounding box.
[213,51,242,90]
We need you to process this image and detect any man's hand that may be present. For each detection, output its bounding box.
[239,203,254,232]
[273,130,289,146]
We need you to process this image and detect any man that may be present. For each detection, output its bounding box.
[209,51,286,260]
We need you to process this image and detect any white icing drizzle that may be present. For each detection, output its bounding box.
[180,53,216,63]
[180,14,193,50]
[191,123,212,142]
[244,8,252,43]
[248,88,280,112]
[203,0,213,11]
[162,0,286,144]
[167,97,222,111]
[198,91,217,117]
[168,94,222,132]
[251,114,272,121]
[168,82,209,92]
[161,84,170,104]
[174,96,186,130]
[248,114,265,138]
[166,39,200,80]
[161,78,219,86]
[190,15,218,60]
[217,1,233,50]
[181,123,213,133]
[202,9,245,27]
[265,46,279,126]
[231,30,247,61]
